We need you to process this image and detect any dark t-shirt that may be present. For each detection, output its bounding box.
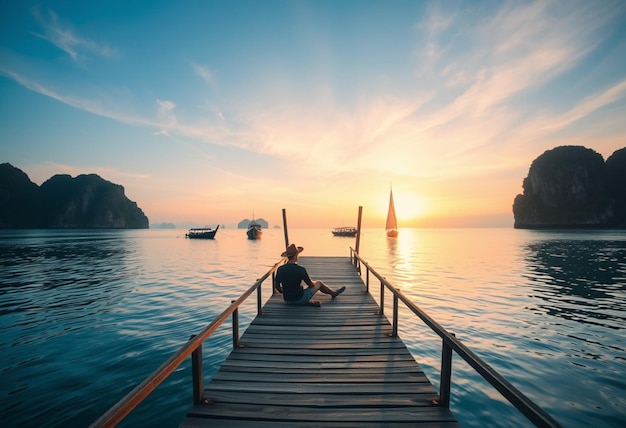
[275,263,311,302]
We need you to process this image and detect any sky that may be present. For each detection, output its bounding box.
[1,0,626,229]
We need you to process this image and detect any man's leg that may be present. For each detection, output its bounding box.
[307,282,322,306]
[315,280,345,298]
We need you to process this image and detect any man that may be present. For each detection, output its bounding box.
[274,243,345,307]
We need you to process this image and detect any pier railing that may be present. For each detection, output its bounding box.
[92,250,561,428]
[349,247,561,428]
[89,257,287,428]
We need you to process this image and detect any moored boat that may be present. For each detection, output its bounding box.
[247,221,262,239]
[186,225,219,239]
[332,227,357,237]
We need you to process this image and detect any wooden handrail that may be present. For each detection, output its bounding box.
[90,257,286,428]
[350,248,562,428]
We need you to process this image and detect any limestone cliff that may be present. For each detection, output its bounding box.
[605,147,626,225]
[0,163,43,228]
[0,163,149,229]
[513,146,626,228]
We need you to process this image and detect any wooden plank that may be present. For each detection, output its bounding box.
[223,353,418,364]
[181,419,460,428]
[209,371,433,383]
[180,256,459,427]
[187,403,457,421]
[195,391,441,407]
[202,381,437,394]
[218,361,423,371]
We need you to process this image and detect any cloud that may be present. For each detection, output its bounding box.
[32,8,117,61]
[235,0,619,181]
[541,79,626,132]
[190,61,215,87]
[0,69,154,127]
[414,1,592,119]
[377,0,626,170]
[155,99,180,133]
[0,68,243,150]
[4,1,623,185]
[157,99,176,114]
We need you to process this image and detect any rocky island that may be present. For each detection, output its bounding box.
[237,218,269,228]
[0,163,149,229]
[513,146,626,228]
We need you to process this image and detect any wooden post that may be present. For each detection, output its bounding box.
[355,206,363,255]
[379,280,385,315]
[440,333,455,407]
[282,208,289,249]
[232,301,239,348]
[257,279,262,315]
[392,294,399,337]
[190,335,203,404]
[272,271,276,295]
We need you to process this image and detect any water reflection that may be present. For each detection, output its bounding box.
[523,238,626,329]
[384,229,422,278]
[386,233,398,257]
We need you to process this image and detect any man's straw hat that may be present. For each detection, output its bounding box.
[281,243,304,257]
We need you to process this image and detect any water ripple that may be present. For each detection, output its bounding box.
[1,228,625,427]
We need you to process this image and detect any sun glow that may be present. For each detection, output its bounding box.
[395,194,429,222]
[377,191,429,224]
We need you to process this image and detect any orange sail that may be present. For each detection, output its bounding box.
[386,188,398,237]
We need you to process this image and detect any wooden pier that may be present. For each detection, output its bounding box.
[180,257,460,427]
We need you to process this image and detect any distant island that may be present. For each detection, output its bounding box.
[152,222,176,229]
[0,163,149,229]
[513,146,626,228]
[237,218,269,228]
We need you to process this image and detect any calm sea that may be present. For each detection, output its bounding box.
[1,228,625,427]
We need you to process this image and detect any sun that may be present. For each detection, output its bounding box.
[394,194,428,222]
[376,191,429,223]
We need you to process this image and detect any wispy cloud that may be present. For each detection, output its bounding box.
[414,1,593,121]
[190,61,216,88]
[32,8,117,61]
[377,0,626,169]
[0,69,154,127]
[156,99,177,125]
[229,1,625,181]
[0,66,245,148]
[541,79,626,132]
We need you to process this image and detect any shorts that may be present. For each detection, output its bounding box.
[285,287,316,305]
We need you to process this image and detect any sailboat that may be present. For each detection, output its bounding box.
[386,187,398,237]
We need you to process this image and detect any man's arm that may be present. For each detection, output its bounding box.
[302,267,315,287]
[274,278,283,294]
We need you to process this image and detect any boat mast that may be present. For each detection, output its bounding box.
[386,187,397,230]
